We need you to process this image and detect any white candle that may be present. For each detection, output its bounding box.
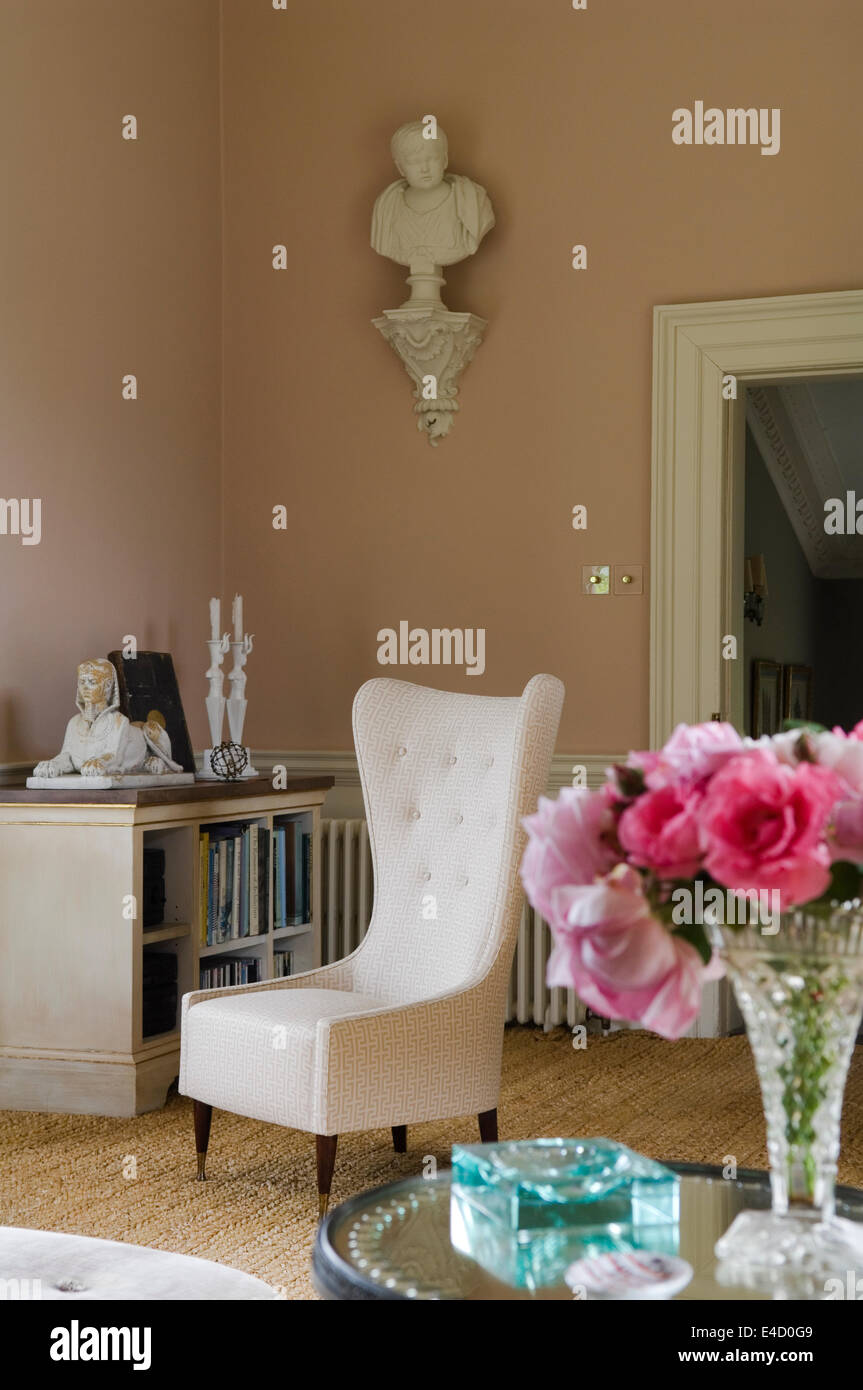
[232,593,243,643]
[209,597,220,642]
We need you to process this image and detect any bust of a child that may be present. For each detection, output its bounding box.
[371,122,495,285]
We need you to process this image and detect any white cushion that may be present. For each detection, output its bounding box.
[182,987,389,1132]
[0,1226,277,1300]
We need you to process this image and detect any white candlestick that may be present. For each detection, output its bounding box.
[209,597,220,642]
[232,594,243,643]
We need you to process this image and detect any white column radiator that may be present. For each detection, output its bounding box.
[321,818,586,1029]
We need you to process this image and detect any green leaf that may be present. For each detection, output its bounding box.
[812,860,863,907]
[672,921,712,966]
[783,719,827,735]
[612,763,645,799]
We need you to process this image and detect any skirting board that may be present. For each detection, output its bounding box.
[0,1050,179,1117]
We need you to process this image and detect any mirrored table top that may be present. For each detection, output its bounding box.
[313,1163,863,1301]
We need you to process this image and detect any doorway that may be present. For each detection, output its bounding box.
[650,288,863,1034]
[744,379,863,738]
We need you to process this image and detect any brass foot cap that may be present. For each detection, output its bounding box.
[196,1153,207,1180]
[318,1193,330,1220]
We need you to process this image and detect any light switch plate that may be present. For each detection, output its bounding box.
[582,565,609,595]
[613,564,643,595]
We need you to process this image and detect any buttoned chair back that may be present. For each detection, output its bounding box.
[348,675,565,1004]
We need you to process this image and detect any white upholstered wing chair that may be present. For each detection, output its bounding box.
[179,674,564,1213]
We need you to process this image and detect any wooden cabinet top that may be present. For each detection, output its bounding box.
[0,775,334,806]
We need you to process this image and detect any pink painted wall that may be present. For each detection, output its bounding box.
[220,0,863,752]
[3,0,861,763]
[0,0,221,762]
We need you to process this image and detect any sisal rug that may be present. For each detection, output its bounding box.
[1,1027,862,1299]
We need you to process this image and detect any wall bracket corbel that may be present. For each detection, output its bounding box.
[373,305,487,445]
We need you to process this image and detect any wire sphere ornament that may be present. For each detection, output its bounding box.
[210,741,248,781]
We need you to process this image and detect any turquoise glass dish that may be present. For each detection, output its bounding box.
[450,1138,680,1290]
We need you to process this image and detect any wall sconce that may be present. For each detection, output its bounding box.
[744,554,768,626]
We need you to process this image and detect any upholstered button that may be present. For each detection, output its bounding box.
[455,813,464,825]
[448,755,458,766]
[461,875,470,887]
[409,808,421,821]
[55,1278,88,1293]
[422,871,431,881]
[397,745,407,757]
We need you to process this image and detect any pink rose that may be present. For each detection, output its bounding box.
[812,730,863,795]
[546,866,716,1040]
[699,750,841,905]
[830,801,863,862]
[618,784,703,879]
[520,787,617,929]
[627,722,744,791]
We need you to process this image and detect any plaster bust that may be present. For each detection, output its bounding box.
[33,658,182,779]
[371,121,495,277]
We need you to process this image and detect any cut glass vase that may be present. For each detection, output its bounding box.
[712,909,863,1282]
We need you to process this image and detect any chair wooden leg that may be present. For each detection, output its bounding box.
[478,1107,498,1143]
[316,1134,338,1218]
[391,1125,407,1153]
[194,1100,213,1180]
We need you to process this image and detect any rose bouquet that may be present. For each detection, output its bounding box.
[520,720,863,1040]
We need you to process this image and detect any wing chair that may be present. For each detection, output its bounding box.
[179,673,564,1214]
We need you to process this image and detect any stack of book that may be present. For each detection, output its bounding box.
[199,955,260,989]
[142,949,177,1036]
[273,947,294,978]
[200,823,270,946]
[273,819,311,928]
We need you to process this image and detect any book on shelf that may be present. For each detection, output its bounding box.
[199,823,270,947]
[274,825,286,928]
[249,823,259,934]
[273,818,311,928]
[199,832,209,946]
[217,838,229,940]
[257,824,269,934]
[240,827,250,937]
[273,948,293,979]
[289,821,303,926]
[199,953,260,990]
[230,838,241,940]
[302,830,311,924]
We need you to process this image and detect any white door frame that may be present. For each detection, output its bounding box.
[650,288,863,1034]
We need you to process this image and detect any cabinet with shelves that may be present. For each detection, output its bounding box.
[0,777,333,1116]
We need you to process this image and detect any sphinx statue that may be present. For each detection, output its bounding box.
[32,658,185,781]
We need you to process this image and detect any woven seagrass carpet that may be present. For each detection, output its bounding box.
[2,1027,862,1300]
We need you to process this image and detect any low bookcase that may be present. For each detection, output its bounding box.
[0,776,332,1116]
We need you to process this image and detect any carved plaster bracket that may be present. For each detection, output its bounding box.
[373,305,486,445]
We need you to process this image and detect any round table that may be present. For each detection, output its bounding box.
[313,1162,863,1300]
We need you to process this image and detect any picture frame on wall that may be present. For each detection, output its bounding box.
[751,659,782,737]
[783,664,814,726]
